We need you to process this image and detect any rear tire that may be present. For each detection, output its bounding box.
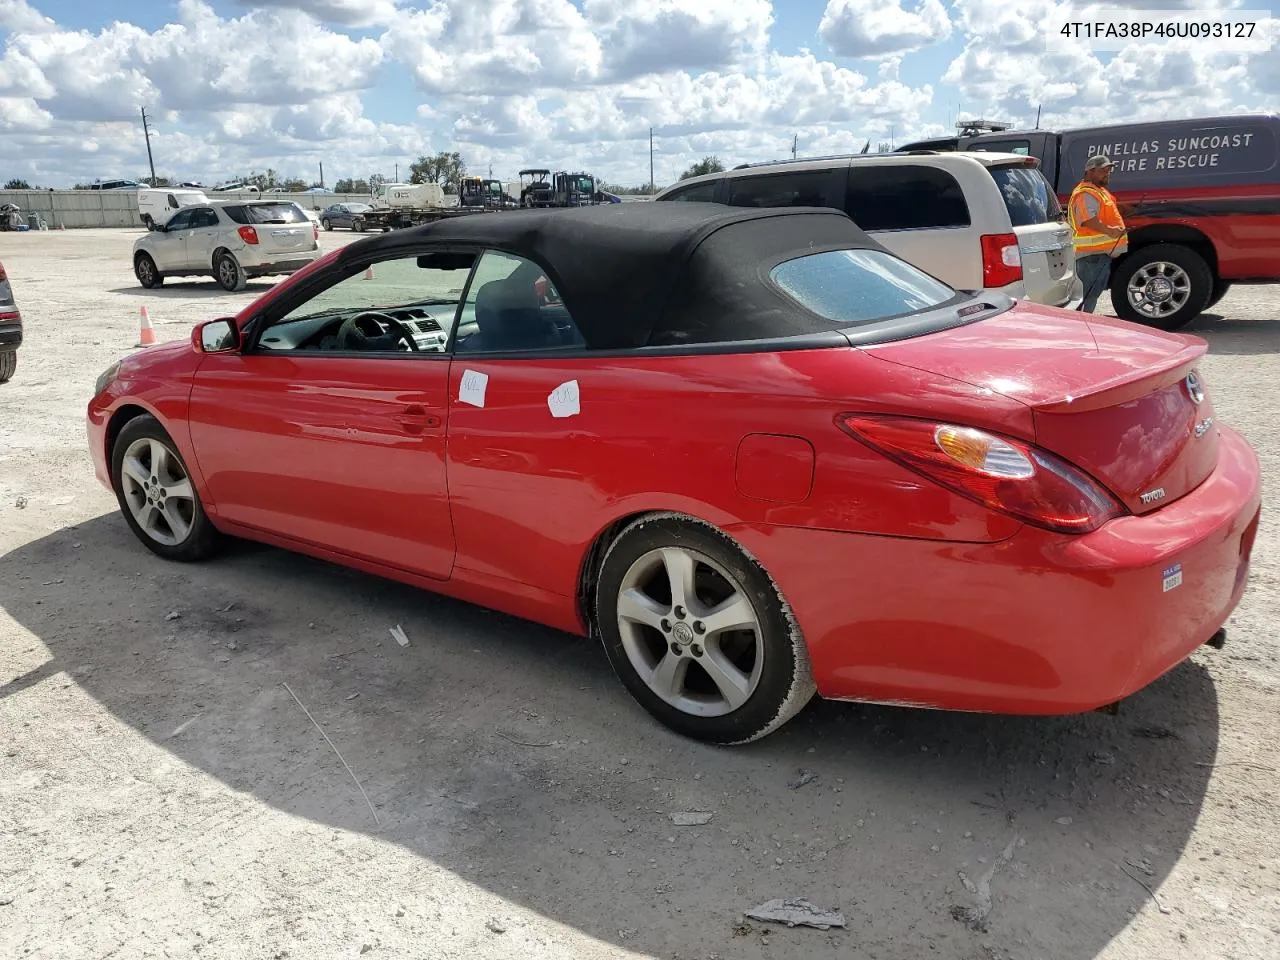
[142,215,155,231]
[595,515,816,744]
[135,253,163,289]
[1109,244,1212,331]
[0,351,16,384]
[215,252,248,292]
[110,414,222,562]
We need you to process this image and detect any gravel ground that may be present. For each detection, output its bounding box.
[1,228,1277,960]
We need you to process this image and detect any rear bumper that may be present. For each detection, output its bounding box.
[0,320,22,350]
[730,425,1262,714]
[241,255,320,277]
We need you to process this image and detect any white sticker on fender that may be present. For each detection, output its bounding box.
[458,369,488,408]
[1162,563,1183,593]
[547,379,580,418]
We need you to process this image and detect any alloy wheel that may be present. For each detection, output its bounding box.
[1126,261,1193,321]
[615,546,764,717]
[119,437,196,546]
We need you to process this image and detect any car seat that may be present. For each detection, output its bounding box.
[464,269,563,352]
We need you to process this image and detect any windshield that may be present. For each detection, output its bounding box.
[989,165,1061,226]
[770,249,957,325]
[346,203,372,213]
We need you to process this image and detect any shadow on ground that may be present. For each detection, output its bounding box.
[0,516,1221,959]
[1185,312,1280,357]
[107,283,276,300]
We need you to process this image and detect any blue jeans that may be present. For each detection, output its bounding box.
[1076,254,1112,313]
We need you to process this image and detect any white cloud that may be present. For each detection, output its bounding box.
[380,0,604,96]
[0,0,54,34]
[244,0,401,28]
[819,0,952,58]
[584,0,773,77]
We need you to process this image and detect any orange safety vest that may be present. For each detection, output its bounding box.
[1068,182,1127,257]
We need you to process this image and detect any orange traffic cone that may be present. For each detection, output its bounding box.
[136,305,157,347]
[364,265,375,280]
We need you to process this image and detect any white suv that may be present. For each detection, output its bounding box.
[654,152,1080,309]
[132,200,321,291]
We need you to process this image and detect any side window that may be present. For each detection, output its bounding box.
[256,253,477,356]
[663,179,720,202]
[726,170,837,209]
[453,250,585,354]
[167,194,178,208]
[165,210,194,231]
[845,165,971,231]
[191,209,219,228]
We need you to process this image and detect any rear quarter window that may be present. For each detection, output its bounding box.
[726,170,841,208]
[845,166,971,230]
[661,180,720,202]
[988,165,1061,226]
[771,248,957,324]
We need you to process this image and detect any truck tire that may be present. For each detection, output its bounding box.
[1205,280,1232,310]
[142,214,155,231]
[0,351,15,384]
[1109,244,1212,331]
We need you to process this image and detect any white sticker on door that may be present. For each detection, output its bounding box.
[459,369,488,408]
[547,380,580,418]
[1162,563,1183,593]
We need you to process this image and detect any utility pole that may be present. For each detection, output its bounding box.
[140,107,157,186]
[318,161,324,188]
[1035,104,1042,129]
[395,162,399,182]
[792,134,797,159]
[648,127,654,194]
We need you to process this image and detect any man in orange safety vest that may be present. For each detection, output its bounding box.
[1068,154,1128,313]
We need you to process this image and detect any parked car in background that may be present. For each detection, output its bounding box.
[320,202,375,231]
[131,199,321,292]
[89,203,1259,744]
[655,152,1079,309]
[138,187,209,230]
[89,179,142,190]
[0,259,21,383]
[899,113,1280,329]
[209,183,261,194]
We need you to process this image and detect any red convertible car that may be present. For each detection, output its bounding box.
[87,203,1262,744]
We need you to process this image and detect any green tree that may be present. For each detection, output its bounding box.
[4,178,33,190]
[282,178,308,192]
[335,178,371,194]
[679,156,724,180]
[142,176,172,188]
[410,151,466,192]
[246,169,281,190]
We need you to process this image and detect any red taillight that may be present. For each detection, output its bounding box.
[238,225,259,245]
[980,233,1022,288]
[838,415,1125,534]
[313,222,320,241]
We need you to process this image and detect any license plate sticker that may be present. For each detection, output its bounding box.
[1162,563,1183,592]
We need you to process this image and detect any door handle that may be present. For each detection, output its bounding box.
[393,405,441,430]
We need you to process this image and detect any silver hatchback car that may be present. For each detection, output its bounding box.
[132,199,322,291]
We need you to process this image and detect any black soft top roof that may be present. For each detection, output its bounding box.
[337,202,891,349]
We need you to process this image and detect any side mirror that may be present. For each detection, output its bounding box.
[194,318,239,353]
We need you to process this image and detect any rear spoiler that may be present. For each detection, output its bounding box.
[1032,336,1207,413]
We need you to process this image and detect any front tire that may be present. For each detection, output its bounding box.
[1110,244,1212,331]
[135,253,163,289]
[595,515,816,744]
[110,415,222,562]
[215,252,248,292]
[322,218,332,231]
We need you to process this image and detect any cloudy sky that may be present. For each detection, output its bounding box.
[0,0,1276,189]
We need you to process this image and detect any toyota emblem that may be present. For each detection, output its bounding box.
[1185,371,1204,405]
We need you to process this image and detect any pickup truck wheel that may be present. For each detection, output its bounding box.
[0,351,16,384]
[1109,244,1212,331]
[1205,280,1232,310]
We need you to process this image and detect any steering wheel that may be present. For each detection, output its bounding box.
[337,311,419,352]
